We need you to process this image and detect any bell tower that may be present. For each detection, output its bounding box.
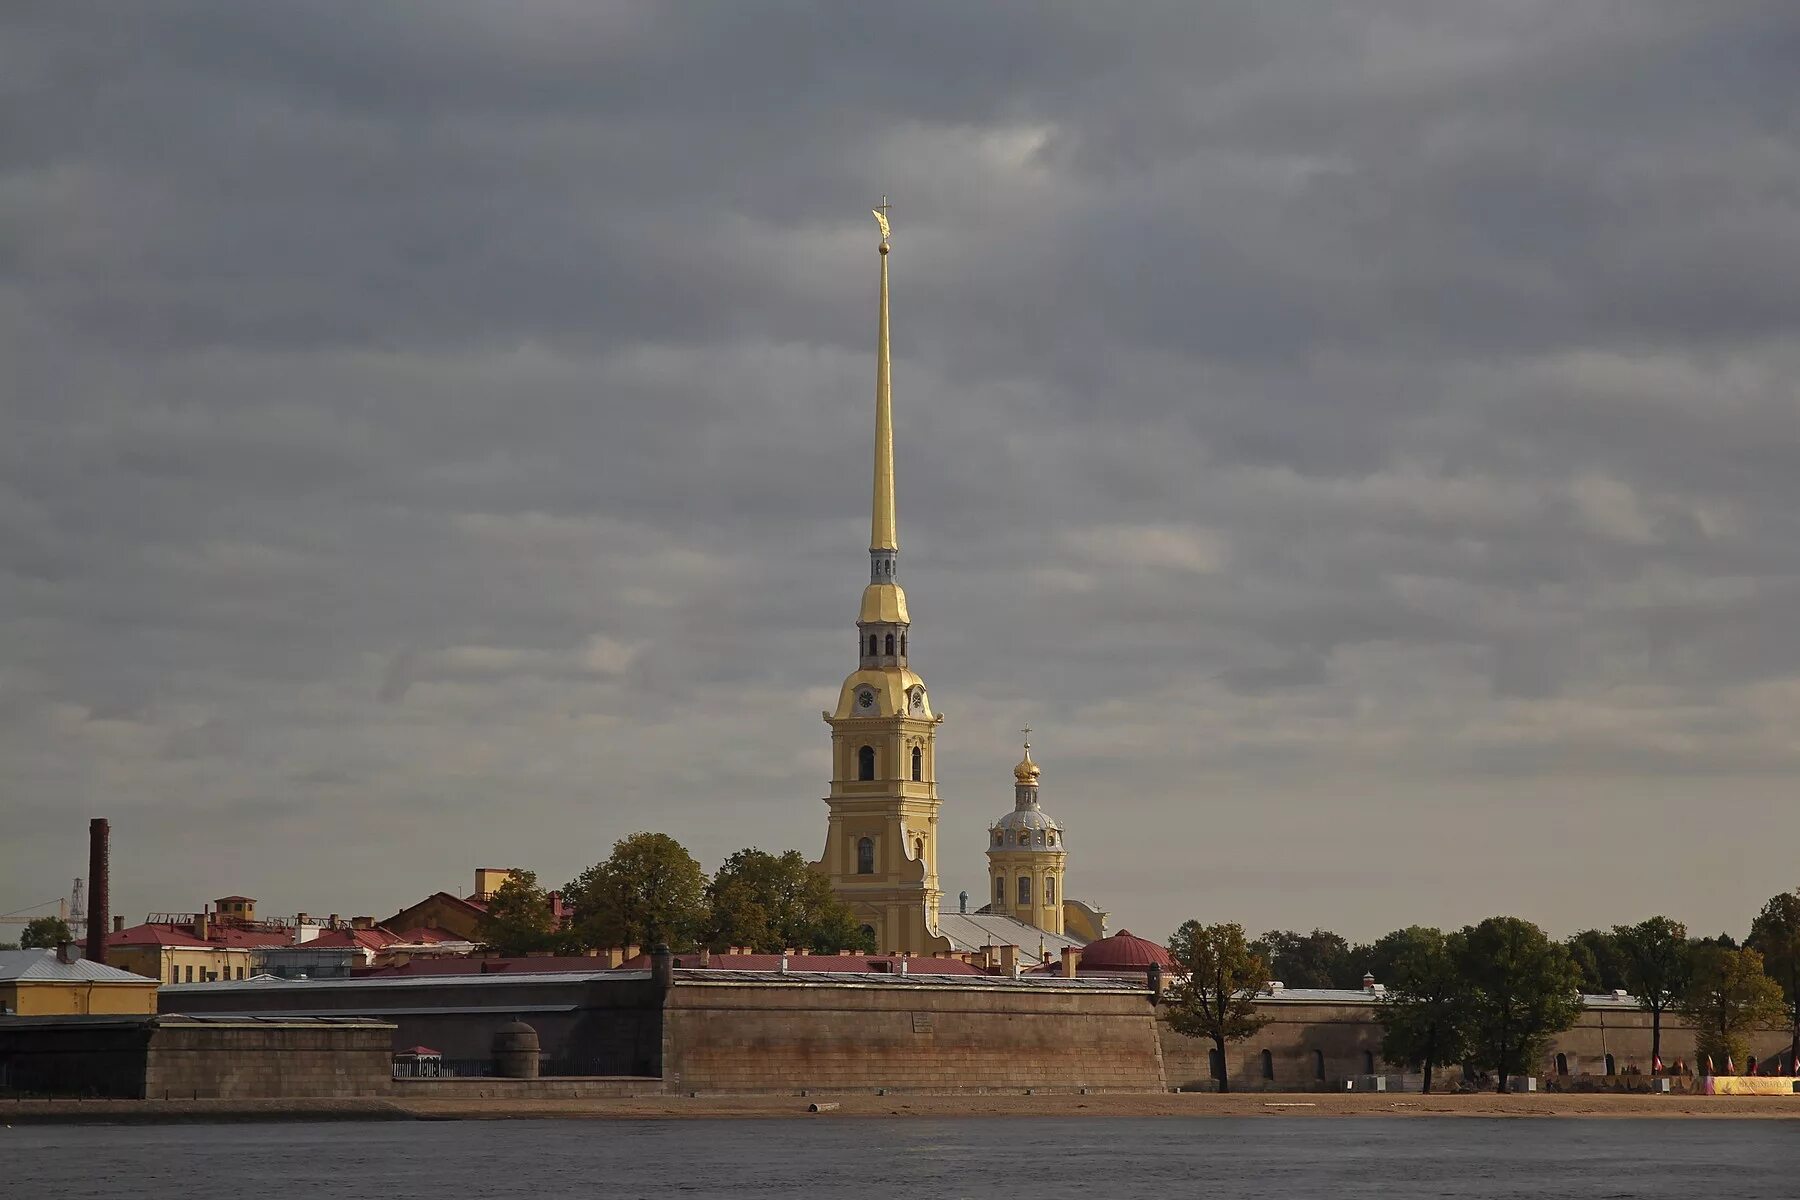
[986,732,1067,936]
[817,205,951,956]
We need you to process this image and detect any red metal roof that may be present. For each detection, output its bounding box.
[84,922,293,951]
[355,951,985,977]
[621,951,984,975]
[1073,929,1171,971]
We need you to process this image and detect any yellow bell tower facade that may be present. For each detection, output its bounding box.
[986,735,1067,936]
[817,207,952,957]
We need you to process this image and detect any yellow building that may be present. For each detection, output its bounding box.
[816,210,952,957]
[0,948,160,1016]
[986,737,1068,935]
[815,209,1109,960]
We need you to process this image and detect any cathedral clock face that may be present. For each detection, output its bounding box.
[856,688,876,713]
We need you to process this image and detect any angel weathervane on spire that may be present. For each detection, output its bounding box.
[872,195,892,250]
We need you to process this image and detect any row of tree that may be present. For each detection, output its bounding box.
[478,833,877,956]
[1167,901,1800,1094]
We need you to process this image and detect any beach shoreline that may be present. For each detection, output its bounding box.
[7,1091,1800,1124]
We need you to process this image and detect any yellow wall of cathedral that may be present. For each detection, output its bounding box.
[986,850,1067,936]
[818,706,951,957]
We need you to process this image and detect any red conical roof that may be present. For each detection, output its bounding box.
[1077,929,1171,970]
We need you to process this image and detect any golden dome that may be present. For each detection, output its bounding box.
[1014,740,1040,783]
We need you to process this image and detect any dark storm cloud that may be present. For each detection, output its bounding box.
[5,2,1800,941]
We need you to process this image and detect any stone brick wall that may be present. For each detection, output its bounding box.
[662,978,1166,1093]
[1158,996,1797,1090]
[162,973,666,1076]
[0,1019,152,1097]
[0,1017,395,1099]
[1158,999,1385,1091]
[142,1022,396,1100]
[392,1077,659,1099]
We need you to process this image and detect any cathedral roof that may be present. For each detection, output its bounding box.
[993,806,1061,834]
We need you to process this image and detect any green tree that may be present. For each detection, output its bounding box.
[1611,916,1690,1070]
[1354,926,1447,990]
[1458,916,1583,1092]
[1746,891,1800,1071]
[1565,928,1628,994]
[1164,921,1271,1094]
[1677,945,1786,1073]
[476,869,567,957]
[564,832,707,952]
[1252,928,1353,989]
[1375,927,1471,1094]
[705,848,875,954]
[21,916,73,950]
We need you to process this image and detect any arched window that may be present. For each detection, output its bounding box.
[994,875,1005,905]
[993,831,1003,846]
[911,745,922,781]
[1018,876,1031,906]
[1363,1050,1375,1075]
[884,633,895,656]
[1555,1053,1568,1076]
[1312,1050,1325,1081]
[858,745,875,780]
[1209,1048,1224,1081]
[868,634,878,656]
[900,633,907,656]
[856,837,874,875]
[1261,1049,1274,1081]
[1045,876,1055,904]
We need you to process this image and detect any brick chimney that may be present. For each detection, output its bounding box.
[57,941,77,965]
[605,947,624,968]
[112,916,124,934]
[86,818,109,965]
[998,944,1019,977]
[193,909,210,940]
[1061,946,1081,978]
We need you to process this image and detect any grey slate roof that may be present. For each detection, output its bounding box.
[934,911,1086,956]
[0,948,156,984]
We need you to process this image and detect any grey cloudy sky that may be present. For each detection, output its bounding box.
[5,2,1799,944]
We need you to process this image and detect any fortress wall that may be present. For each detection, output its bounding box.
[1550,1007,1789,1075]
[1158,999,1384,1092]
[1158,998,1797,1090]
[662,978,1166,1093]
[160,975,665,1075]
[143,1021,396,1100]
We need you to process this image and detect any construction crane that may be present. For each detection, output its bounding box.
[0,878,84,934]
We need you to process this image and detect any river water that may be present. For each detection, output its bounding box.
[10,1117,1794,1199]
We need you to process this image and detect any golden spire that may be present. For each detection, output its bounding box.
[871,198,897,553]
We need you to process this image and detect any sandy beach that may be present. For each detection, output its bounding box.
[8,1090,1800,1123]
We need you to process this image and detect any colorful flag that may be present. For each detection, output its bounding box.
[1706,1054,1715,1075]
[1749,1057,1758,1075]
[1652,1054,1663,1074]
[1726,1054,1736,1075]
